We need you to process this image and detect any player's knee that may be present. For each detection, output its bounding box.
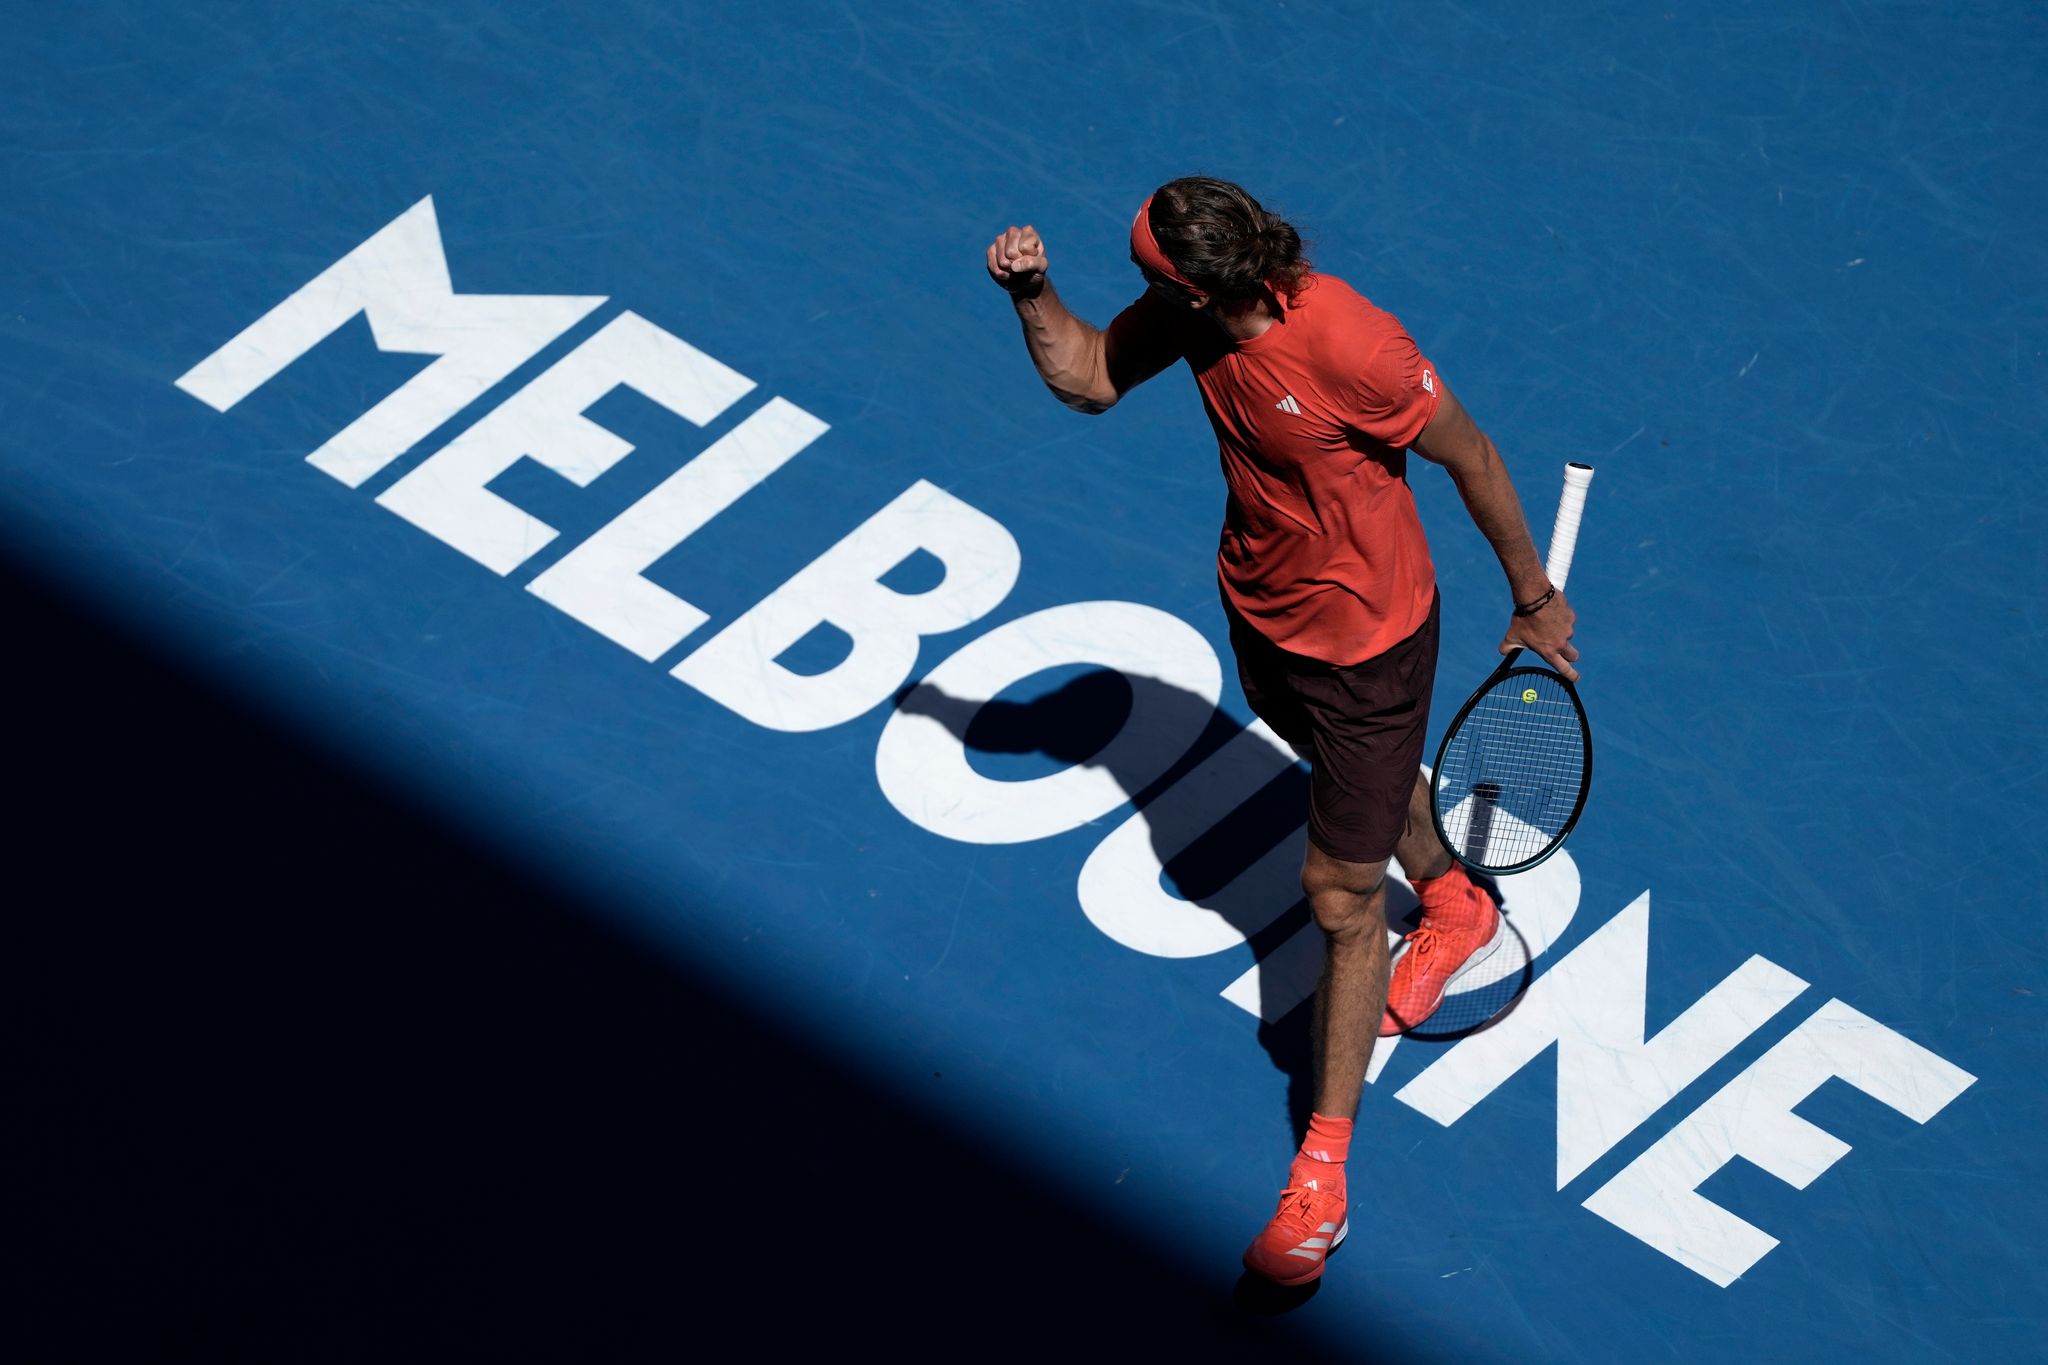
[1305,884,1383,939]
[1302,860,1386,937]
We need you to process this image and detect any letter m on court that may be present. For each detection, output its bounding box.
[175,197,606,488]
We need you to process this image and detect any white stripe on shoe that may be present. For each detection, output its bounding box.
[1284,1218,1351,1262]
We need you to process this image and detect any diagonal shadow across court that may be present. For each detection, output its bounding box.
[9,546,1442,1363]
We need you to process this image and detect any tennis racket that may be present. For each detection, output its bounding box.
[1428,462,1595,876]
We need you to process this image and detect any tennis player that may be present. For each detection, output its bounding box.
[983,177,1580,1285]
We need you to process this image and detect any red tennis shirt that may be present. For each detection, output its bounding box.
[1107,272,1442,666]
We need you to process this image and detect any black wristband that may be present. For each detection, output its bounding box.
[1513,586,1556,617]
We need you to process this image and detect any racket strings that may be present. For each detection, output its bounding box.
[1436,674,1587,867]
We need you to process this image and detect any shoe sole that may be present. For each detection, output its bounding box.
[1244,1217,1349,1286]
[1379,913,1509,1036]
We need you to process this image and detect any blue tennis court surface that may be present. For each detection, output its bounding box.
[9,3,2043,1359]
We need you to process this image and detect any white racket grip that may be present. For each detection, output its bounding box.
[1543,462,1595,590]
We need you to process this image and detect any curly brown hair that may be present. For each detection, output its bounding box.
[1145,176,1313,305]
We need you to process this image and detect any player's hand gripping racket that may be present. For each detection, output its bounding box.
[1429,463,1595,875]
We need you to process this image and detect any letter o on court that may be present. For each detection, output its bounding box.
[875,601,1223,844]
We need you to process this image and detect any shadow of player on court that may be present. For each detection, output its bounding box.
[894,669,1321,1123]
[893,668,1537,1154]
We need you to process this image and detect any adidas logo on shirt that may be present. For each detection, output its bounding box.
[1274,394,1303,415]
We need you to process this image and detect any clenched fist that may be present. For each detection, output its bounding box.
[986,225,1048,298]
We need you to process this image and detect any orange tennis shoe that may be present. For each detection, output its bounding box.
[1380,871,1506,1036]
[1242,1164,1349,1285]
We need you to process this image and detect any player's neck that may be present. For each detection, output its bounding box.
[1205,292,1281,343]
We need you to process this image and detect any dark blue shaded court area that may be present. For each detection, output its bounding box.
[10,546,1328,1362]
[6,2,2044,1360]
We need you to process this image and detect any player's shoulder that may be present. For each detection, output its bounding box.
[1293,274,1415,373]
[1297,272,1407,335]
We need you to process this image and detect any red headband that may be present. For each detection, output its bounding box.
[1130,194,1196,292]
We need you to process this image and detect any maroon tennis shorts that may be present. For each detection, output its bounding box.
[1227,592,1441,865]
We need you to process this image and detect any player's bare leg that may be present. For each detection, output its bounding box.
[1301,843,1394,1120]
[1394,772,1454,882]
[1242,842,1388,1283]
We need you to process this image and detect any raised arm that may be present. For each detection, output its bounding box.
[1410,383,1581,680]
[986,224,1175,414]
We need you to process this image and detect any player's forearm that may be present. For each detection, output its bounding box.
[1445,439,1552,602]
[1012,281,1117,413]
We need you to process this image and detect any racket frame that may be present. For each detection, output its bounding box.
[1427,651,1593,875]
